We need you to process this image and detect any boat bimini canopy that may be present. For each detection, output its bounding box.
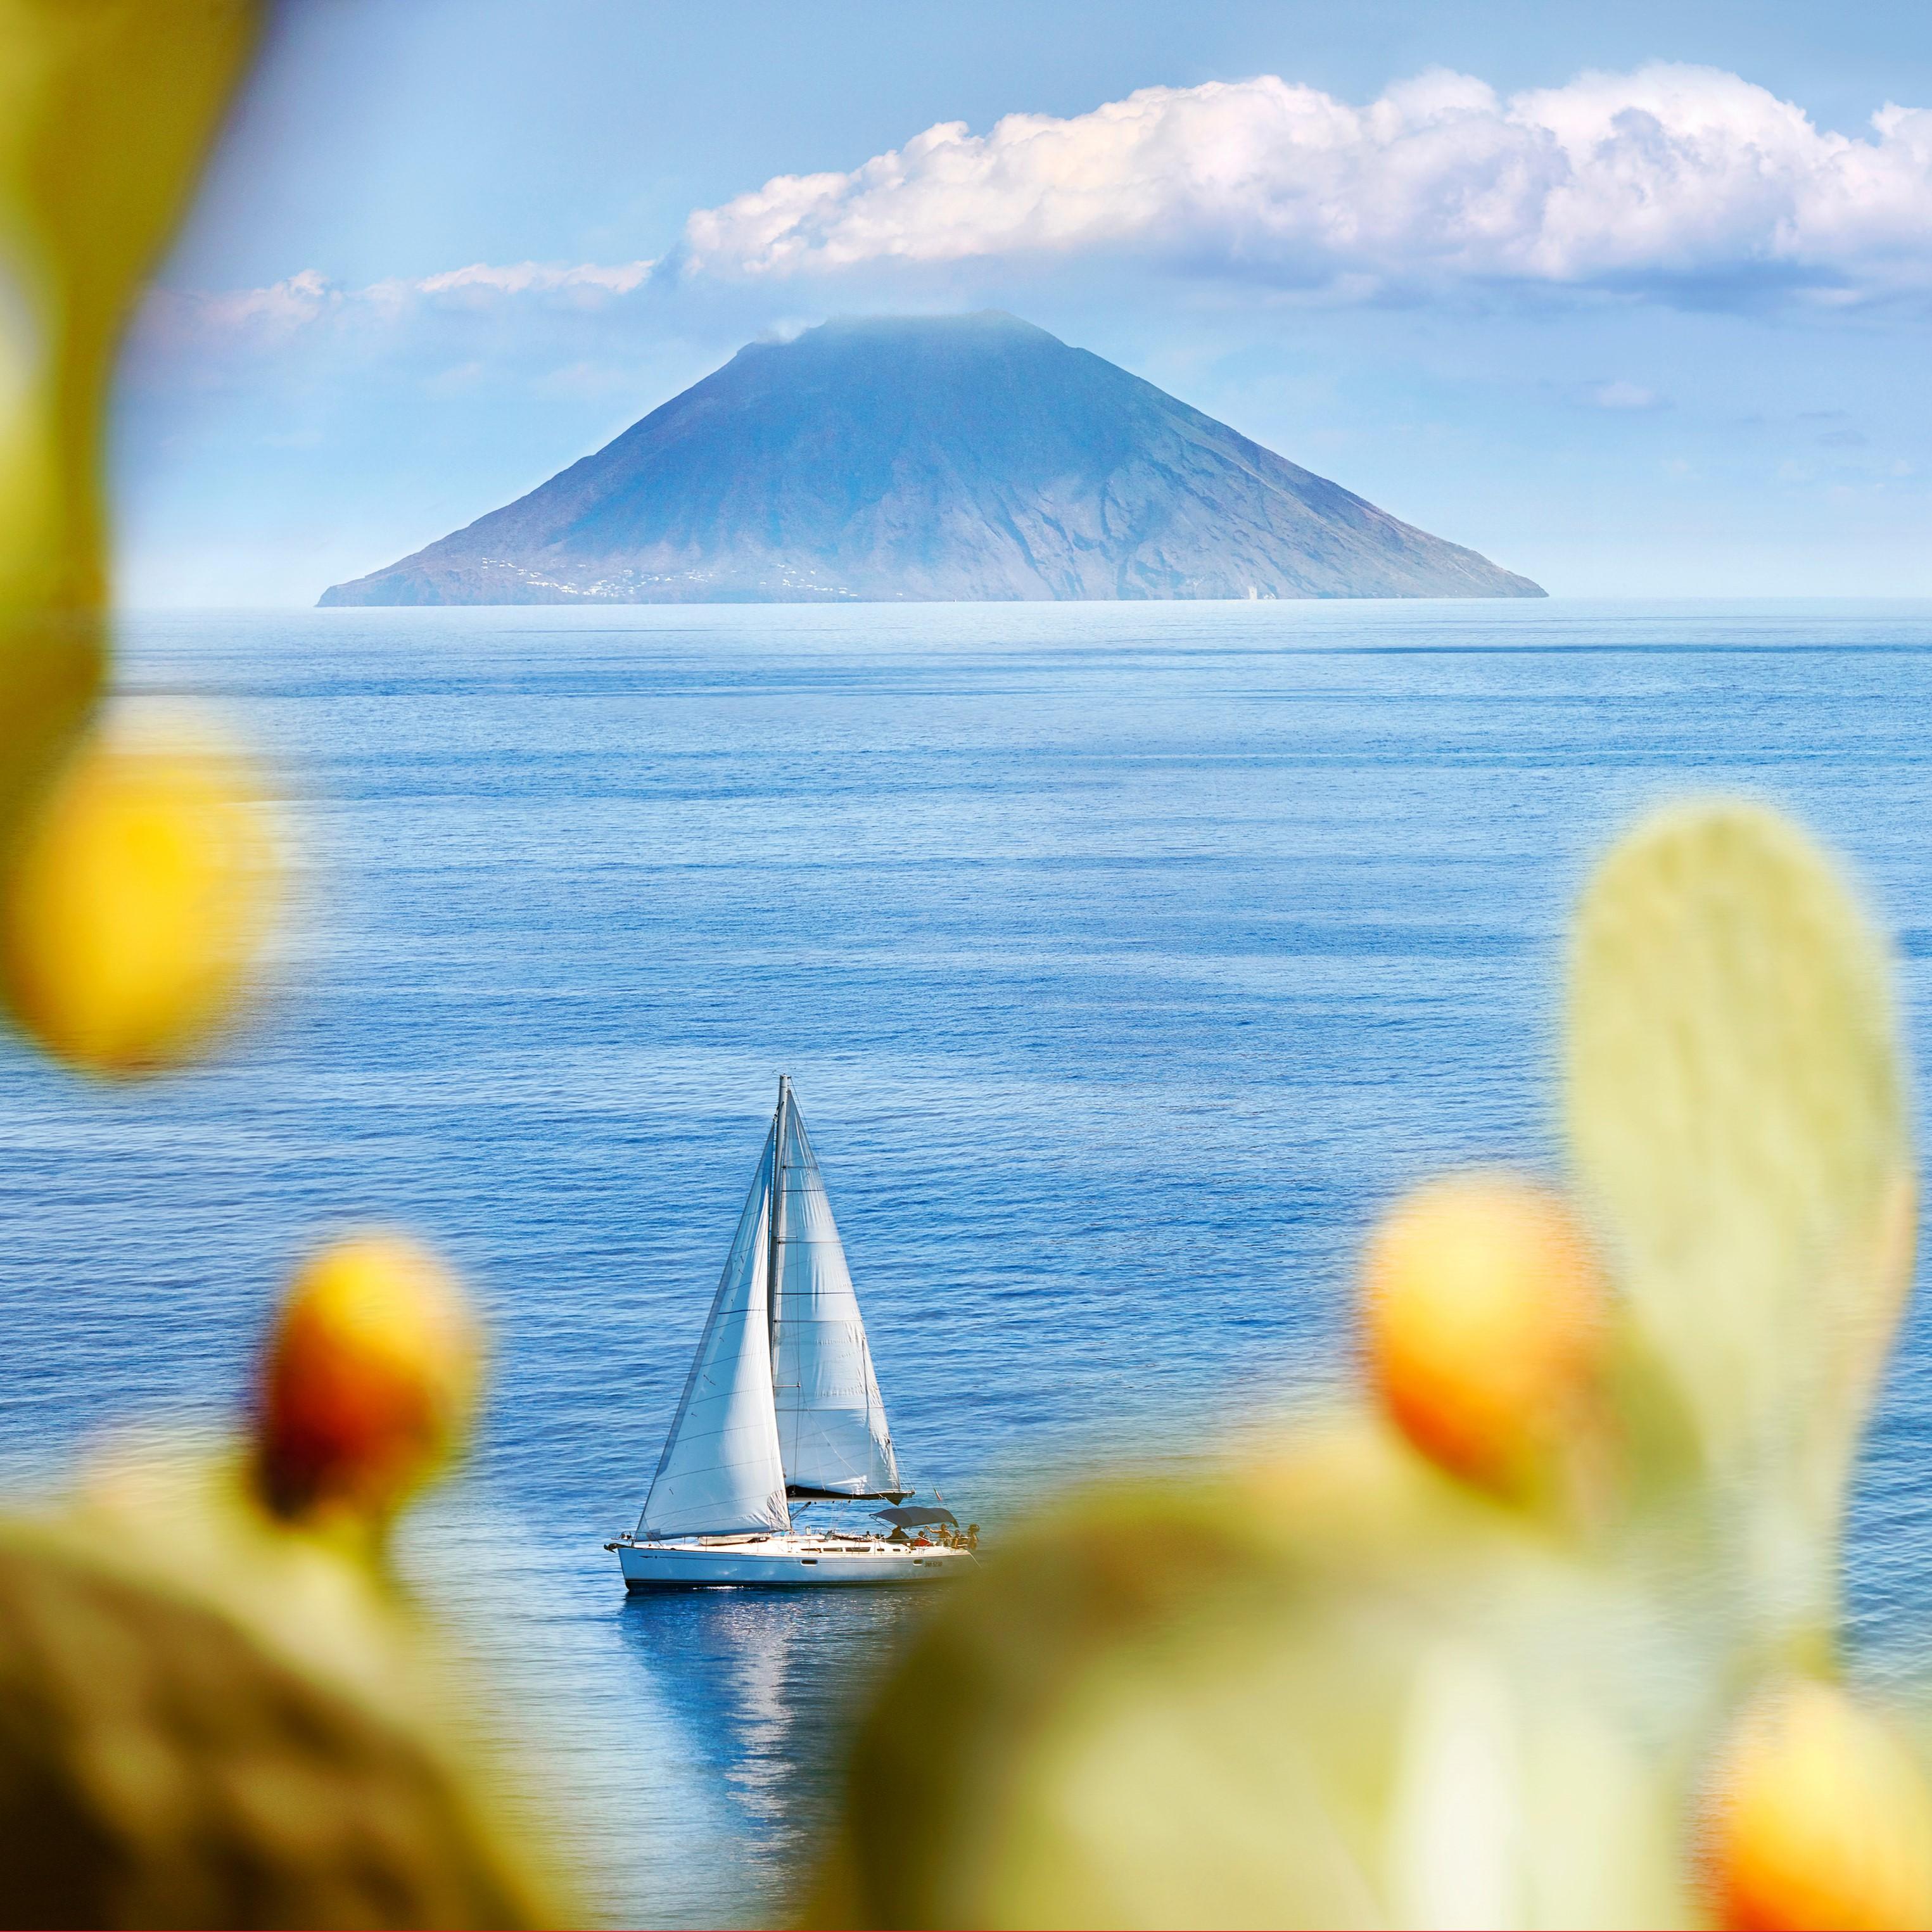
[874,1506,958,1530]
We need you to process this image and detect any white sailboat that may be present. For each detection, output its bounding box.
[608,1078,975,1588]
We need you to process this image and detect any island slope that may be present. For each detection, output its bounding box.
[320,312,1544,606]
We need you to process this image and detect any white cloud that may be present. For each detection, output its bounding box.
[167,267,338,339]
[134,59,1932,369]
[412,260,654,297]
[136,258,657,353]
[681,63,1932,303]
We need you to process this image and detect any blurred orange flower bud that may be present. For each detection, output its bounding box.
[0,723,281,1074]
[1705,1679,1932,1932]
[257,1232,482,1524]
[1362,1171,1606,1494]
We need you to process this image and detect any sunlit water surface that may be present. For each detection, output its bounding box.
[6,599,1932,1923]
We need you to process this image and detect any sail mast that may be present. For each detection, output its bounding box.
[768,1074,787,1351]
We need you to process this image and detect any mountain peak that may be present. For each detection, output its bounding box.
[321,314,1543,606]
[804,308,1043,336]
[729,308,1059,369]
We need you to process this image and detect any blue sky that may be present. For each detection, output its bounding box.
[117,0,1932,604]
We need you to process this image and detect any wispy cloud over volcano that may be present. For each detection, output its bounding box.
[680,64,1932,306]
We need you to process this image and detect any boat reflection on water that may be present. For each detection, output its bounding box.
[616,1583,934,1914]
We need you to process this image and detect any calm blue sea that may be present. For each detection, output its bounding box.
[5,599,1932,1924]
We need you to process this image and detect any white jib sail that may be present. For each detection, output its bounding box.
[771,1100,904,1497]
[637,1127,792,1539]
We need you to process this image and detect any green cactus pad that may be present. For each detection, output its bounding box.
[1565,800,1912,1644]
[812,1431,1691,1930]
[0,1532,556,1929]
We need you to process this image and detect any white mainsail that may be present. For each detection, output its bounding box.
[770,1092,905,1500]
[637,1125,792,1539]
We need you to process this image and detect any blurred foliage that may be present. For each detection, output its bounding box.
[0,0,279,1071]
[814,802,1932,1931]
[0,8,568,1926]
[5,1233,568,1929]
[0,1530,545,1930]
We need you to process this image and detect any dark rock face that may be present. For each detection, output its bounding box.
[320,312,1544,606]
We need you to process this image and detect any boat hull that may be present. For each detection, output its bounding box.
[611,1534,972,1590]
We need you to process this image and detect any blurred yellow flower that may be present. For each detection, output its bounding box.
[1705,1678,1932,1932]
[257,1231,485,1527]
[1363,1171,1608,1498]
[0,721,281,1072]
